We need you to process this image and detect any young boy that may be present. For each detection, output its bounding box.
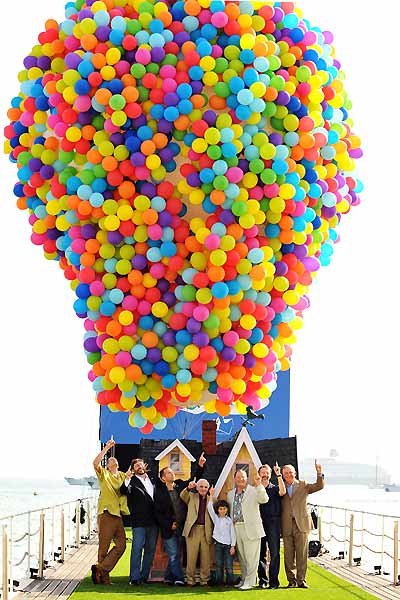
[207,487,236,586]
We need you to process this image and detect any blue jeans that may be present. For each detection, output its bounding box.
[258,517,281,587]
[130,526,158,582]
[163,527,185,583]
[215,541,234,584]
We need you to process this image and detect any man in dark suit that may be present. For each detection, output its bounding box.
[154,453,206,585]
[258,462,286,589]
[281,461,324,588]
[120,458,158,585]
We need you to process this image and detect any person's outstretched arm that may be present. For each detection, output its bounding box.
[93,439,114,473]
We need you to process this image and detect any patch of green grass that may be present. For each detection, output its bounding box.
[71,539,378,600]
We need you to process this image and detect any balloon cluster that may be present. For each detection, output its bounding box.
[5,0,363,433]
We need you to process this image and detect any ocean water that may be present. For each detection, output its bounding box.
[0,478,97,519]
[309,483,400,517]
[0,478,99,588]
[1,478,399,520]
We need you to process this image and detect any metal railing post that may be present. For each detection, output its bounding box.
[75,502,80,547]
[8,517,13,595]
[318,514,322,544]
[27,512,31,574]
[38,512,45,579]
[86,501,91,539]
[67,503,71,548]
[349,513,354,566]
[51,507,55,558]
[2,526,8,600]
[394,520,398,586]
[381,516,385,572]
[361,512,364,563]
[60,510,65,563]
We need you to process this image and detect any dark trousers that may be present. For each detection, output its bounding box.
[258,517,281,587]
[130,525,158,582]
[214,541,234,584]
[163,523,185,583]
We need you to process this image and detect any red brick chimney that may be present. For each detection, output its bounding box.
[202,420,217,455]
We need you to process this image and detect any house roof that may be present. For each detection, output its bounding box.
[114,428,298,484]
[214,427,262,496]
[154,439,196,462]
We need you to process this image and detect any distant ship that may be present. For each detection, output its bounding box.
[383,483,400,492]
[65,476,99,489]
[299,449,391,486]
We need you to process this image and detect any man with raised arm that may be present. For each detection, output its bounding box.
[281,460,324,589]
[91,439,129,585]
[120,458,158,585]
[153,452,206,585]
[180,478,213,586]
[226,469,268,590]
[258,462,286,589]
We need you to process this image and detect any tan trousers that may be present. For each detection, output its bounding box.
[283,518,308,586]
[97,511,126,574]
[185,525,211,585]
[235,522,261,588]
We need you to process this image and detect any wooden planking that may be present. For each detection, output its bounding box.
[13,540,98,600]
[12,537,400,600]
[311,554,400,600]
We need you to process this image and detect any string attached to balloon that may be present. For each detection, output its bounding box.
[4,0,363,433]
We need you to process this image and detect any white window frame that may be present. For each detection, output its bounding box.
[170,451,181,472]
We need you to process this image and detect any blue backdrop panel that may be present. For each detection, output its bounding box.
[100,370,290,443]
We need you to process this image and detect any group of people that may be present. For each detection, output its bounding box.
[91,438,324,590]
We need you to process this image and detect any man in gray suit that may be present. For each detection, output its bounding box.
[227,469,268,590]
[281,461,324,588]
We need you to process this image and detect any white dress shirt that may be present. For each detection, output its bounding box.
[207,501,236,546]
[136,474,154,498]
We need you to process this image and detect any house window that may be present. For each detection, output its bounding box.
[235,463,249,476]
[170,452,181,472]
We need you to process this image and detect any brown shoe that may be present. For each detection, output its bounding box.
[102,572,112,585]
[91,565,102,585]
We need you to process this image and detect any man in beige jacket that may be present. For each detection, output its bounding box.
[227,469,268,590]
[180,478,213,586]
[281,461,324,588]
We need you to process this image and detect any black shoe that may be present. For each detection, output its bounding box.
[269,584,279,589]
[91,565,98,584]
[174,580,185,586]
[164,580,174,585]
[286,582,297,588]
[259,582,268,589]
[297,583,308,588]
[129,580,141,585]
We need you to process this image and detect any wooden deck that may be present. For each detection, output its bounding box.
[13,540,97,600]
[311,554,400,600]
[10,538,400,600]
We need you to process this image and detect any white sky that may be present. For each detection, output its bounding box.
[1,1,399,480]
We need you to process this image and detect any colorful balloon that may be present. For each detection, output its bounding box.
[4,0,363,430]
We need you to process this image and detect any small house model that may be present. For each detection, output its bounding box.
[114,420,297,580]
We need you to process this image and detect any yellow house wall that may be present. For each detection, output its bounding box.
[218,444,258,500]
[158,450,192,480]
